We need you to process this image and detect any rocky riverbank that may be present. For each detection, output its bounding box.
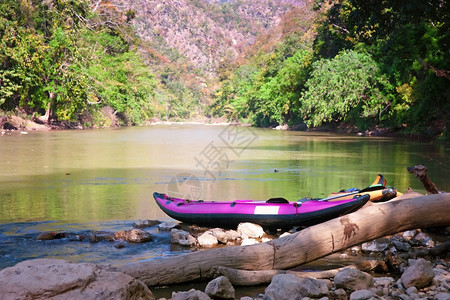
[0,114,232,133]
[1,218,449,299]
[2,113,446,142]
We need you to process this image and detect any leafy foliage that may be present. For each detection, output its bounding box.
[212,49,312,127]
[211,5,317,127]
[311,0,449,136]
[0,0,156,126]
[300,50,392,129]
[213,0,448,138]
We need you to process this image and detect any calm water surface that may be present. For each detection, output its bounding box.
[1,125,449,273]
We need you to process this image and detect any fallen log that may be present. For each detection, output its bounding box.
[417,240,450,257]
[212,266,345,286]
[117,193,450,286]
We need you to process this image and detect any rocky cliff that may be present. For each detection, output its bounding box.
[108,0,306,78]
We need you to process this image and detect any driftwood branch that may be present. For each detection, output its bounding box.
[407,164,440,194]
[117,193,450,286]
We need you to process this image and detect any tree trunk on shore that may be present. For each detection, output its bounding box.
[117,193,450,286]
[212,266,345,285]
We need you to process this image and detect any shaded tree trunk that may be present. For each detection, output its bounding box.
[212,266,345,285]
[117,193,450,286]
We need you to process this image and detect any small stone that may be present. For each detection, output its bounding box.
[205,276,235,299]
[402,230,418,240]
[434,292,450,300]
[237,222,264,239]
[334,267,374,292]
[265,274,330,299]
[208,228,228,244]
[241,238,258,246]
[172,289,211,300]
[36,232,56,240]
[89,231,115,243]
[170,229,196,247]
[333,288,347,300]
[373,277,395,288]
[224,230,240,243]
[349,289,377,300]
[361,238,390,252]
[114,229,152,243]
[132,219,161,228]
[114,243,125,249]
[392,240,411,252]
[406,286,418,295]
[158,221,179,231]
[198,231,218,247]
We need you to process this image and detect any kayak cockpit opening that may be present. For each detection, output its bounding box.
[266,198,289,203]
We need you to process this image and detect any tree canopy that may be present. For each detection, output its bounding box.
[0,0,156,126]
[212,0,449,139]
[300,50,392,129]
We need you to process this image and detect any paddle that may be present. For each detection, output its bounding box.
[316,184,385,202]
[316,174,387,202]
[267,174,387,203]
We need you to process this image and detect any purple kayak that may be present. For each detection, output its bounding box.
[153,192,370,229]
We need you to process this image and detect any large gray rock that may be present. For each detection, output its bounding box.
[264,274,329,300]
[0,258,153,300]
[334,267,374,292]
[205,276,235,299]
[401,258,435,289]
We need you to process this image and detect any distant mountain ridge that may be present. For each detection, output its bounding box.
[109,0,306,78]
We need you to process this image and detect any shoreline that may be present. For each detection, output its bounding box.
[0,114,446,143]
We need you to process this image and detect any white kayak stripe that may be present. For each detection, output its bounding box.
[254,206,280,215]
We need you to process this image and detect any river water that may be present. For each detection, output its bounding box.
[1,125,449,281]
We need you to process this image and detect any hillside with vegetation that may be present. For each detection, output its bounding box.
[0,0,448,140]
[0,0,158,126]
[211,0,449,139]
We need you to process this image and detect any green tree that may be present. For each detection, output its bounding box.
[0,0,157,126]
[300,50,393,129]
[81,31,156,124]
[313,0,449,137]
[251,49,312,126]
